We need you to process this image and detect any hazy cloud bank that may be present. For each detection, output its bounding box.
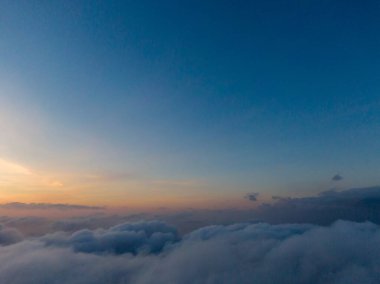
[2,186,380,238]
[3,186,380,238]
[256,186,380,224]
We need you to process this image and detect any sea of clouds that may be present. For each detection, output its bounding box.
[0,219,379,284]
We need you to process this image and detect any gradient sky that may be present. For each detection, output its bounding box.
[1,0,380,209]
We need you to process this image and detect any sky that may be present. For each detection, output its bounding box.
[2,2,380,283]
[1,0,380,210]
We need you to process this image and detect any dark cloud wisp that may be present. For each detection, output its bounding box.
[245,192,259,201]
[332,174,343,181]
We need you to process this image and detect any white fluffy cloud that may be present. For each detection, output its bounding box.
[0,220,380,283]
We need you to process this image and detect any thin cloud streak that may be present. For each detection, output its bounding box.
[0,202,105,211]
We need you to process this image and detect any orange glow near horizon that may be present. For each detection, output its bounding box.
[0,157,260,213]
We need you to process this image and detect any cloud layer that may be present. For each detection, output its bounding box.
[0,220,380,283]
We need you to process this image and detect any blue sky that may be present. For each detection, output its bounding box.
[1,0,380,207]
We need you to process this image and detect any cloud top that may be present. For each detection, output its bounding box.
[42,221,179,255]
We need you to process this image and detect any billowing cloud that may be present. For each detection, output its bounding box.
[0,202,104,210]
[41,221,179,255]
[244,192,259,202]
[332,174,343,181]
[0,220,379,283]
[0,225,23,245]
